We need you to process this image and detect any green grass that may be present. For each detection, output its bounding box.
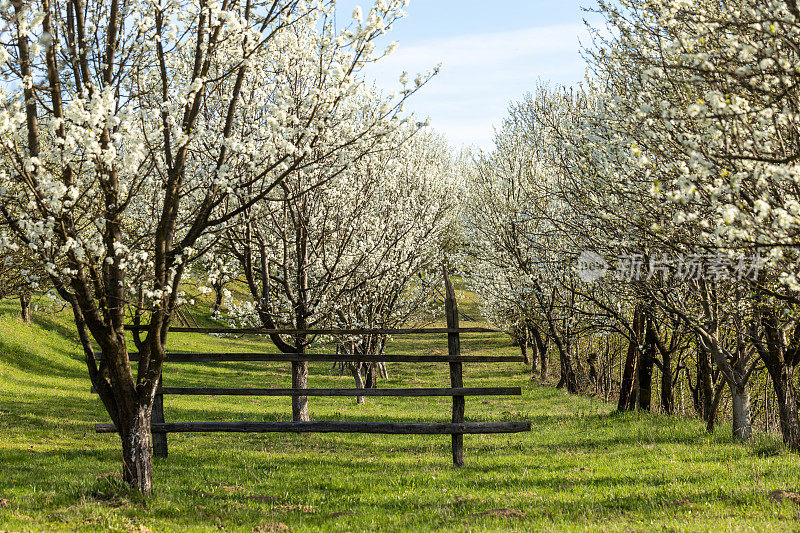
[1,293,800,532]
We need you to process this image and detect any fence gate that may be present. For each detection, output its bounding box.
[94,270,531,466]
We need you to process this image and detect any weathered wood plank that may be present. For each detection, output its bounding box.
[122,325,503,335]
[132,386,522,397]
[95,352,525,364]
[444,267,465,467]
[95,420,532,434]
[152,375,168,458]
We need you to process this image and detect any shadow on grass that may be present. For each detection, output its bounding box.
[31,314,81,347]
[0,336,82,379]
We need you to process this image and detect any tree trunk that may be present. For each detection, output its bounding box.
[80,309,157,496]
[660,349,674,415]
[705,379,725,433]
[618,307,642,411]
[349,363,366,405]
[556,346,579,393]
[119,402,154,496]
[212,284,223,313]
[365,363,378,389]
[770,365,800,449]
[293,217,310,422]
[520,340,530,366]
[618,341,636,411]
[531,327,548,381]
[518,326,531,366]
[729,345,752,441]
[637,316,656,411]
[19,294,31,325]
[731,382,752,440]
[292,360,309,421]
[545,322,579,393]
[754,311,800,448]
[587,354,598,392]
[694,344,715,421]
[529,331,539,377]
[540,344,548,381]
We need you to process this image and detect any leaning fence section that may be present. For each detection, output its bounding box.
[93,270,531,466]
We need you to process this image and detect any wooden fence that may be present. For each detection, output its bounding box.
[94,271,531,466]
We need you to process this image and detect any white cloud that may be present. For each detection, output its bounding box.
[364,24,591,150]
[379,23,589,72]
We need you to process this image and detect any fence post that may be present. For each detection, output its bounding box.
[152,372,168,458]
[443,267,464,467]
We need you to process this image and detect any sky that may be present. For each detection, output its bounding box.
[334,1,600,150]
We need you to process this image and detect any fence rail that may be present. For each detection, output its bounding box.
[95,420,532,435]
[92,386,522,397]
[93,268,530,466]
[122,326,503,335]
[95,352,524,364]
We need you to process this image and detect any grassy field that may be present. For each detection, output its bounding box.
[1,293,800,532]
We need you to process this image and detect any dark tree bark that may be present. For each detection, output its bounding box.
[649,317,680,415]
[348,362,366,404]
[520,337,530,366]
[637,314,658,411]
[618,306,643,411]
[731,380,752,440]
[705,379,725,433]
[529,327,539,376]
[211,283,224,313]
[531,326,548,381]
[119,402,154,492]
[691,344,716,422]
[754,311,800,449]
[769,365,800,448]
[587,353,598,391]
[365,363,378,389]
[515,325,531,366]
[19,294,31,325]
[659,349,674,414]
[554,338,579,393]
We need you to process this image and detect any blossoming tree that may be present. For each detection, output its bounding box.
[224,127,461,417]
[0,0,421,494]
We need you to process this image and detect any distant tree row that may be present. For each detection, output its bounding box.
[463,0,800,449]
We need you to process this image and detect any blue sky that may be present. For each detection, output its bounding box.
[335,1,599,150]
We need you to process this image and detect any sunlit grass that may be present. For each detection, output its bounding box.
[1,293,800,531]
